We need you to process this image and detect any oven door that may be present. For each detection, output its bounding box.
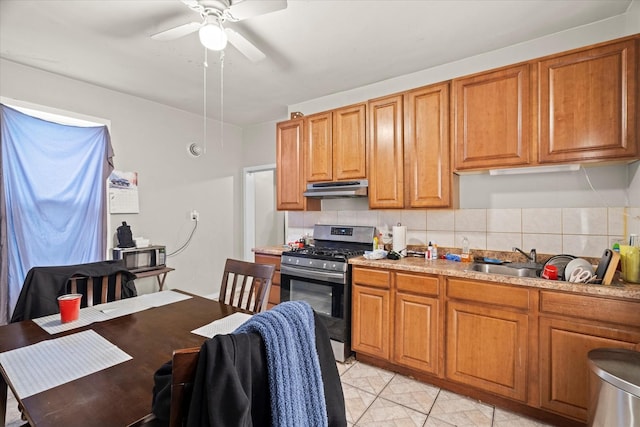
[280,264,350,343]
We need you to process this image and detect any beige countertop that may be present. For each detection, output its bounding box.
[349,256,640,301]
[252,246,288,256]
[252,246,640,301]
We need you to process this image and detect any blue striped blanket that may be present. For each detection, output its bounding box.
[234,301,328,426]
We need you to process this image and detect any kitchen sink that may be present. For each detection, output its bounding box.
[466,263,539,278]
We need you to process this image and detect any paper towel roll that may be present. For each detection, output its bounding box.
[392,225,407,255]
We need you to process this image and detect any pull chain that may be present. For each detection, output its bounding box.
[203,47,208,155]
[219,50,224,150]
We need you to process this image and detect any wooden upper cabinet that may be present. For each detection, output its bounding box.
[453,64,532,171]
[305,112,333,182]
[276,119,319,211]
[404,83,452,208]
[538,38,638,163]
[305,104,366,183]
[368,94,405,208]
[333,103,367,180]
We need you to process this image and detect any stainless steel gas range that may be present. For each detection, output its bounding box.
[280,224,376,361]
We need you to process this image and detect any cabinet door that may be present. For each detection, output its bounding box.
[276,119,319,211]
[368,94,404,208]
[352,284,391,360]
[305,112,333,182]
[453,64,531,171]
[333,104,367,180]
[538,39,637,163]
[404,83,452,208]
[394,292,439,374]
[254,254,281,310]
[539,316,640,422]
[446,301,528,401]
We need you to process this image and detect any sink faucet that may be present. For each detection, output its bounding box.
[513,247,537,263]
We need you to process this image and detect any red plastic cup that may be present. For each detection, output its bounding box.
[58,294,82,323]
[541,265,558,280]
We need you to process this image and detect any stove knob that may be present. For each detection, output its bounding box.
[295,258,299,265]
[323,262,327,269]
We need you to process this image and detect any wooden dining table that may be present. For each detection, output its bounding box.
[0,291,242,426]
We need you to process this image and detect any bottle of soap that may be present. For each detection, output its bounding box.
[426,241,432,260]
[431,241,438,260]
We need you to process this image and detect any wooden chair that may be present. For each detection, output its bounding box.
[127,347,200,427]
[218,258,275,313]
[67,271,123,307]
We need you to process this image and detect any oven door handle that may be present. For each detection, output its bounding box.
[280,264,346,284]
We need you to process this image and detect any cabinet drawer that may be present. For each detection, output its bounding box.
[353,267,391,289]
[255,254,281,270]
[540,290,640,326]
[396,272,439,296]
[446,278,529,310]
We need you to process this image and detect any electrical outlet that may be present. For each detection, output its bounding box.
[190,210,199,221]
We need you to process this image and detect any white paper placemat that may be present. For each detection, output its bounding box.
[191,312,253,338]
[93,297,153,319]
[33,291,193,334]
[32,307,110,334]
[0,330,132,399]
[138,290,192,307]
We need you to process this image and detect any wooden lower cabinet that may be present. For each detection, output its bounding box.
[538,291,640,422]
[445,279,530,402]
[394,272,440,373]
[254,254,281,310]
[350,265,640,425]
[351,269,391,360]
[446,301,529,401]
[352,267,440,374]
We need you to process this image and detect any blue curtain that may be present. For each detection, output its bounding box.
[0,104,114,323]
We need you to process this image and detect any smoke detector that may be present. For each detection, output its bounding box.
[187,142,203,157]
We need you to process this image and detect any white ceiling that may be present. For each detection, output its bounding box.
[0,0,633,126]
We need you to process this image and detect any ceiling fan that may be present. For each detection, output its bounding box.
[151,0,287,62]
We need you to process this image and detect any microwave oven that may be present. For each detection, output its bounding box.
[112,245,166,272]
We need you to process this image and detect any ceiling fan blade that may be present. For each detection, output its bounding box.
[151,21,202,41]
[227,0,287,21]
[225,27,266,62]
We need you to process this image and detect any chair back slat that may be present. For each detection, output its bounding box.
[67,272,124,307]
[218,259,275,314]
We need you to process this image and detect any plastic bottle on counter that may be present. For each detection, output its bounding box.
[461,236,471,262]
[426,242,432,260]
[431,241,438,260]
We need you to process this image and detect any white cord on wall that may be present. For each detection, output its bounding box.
[167,219,198,257]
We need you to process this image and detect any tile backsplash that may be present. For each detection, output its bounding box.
[286,207,640,258]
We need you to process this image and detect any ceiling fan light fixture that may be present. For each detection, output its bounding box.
[199,21,227,51]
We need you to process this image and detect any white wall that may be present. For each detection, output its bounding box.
[0,59,245,297]
[288,2,639,116]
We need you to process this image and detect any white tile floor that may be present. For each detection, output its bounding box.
[338,359,557,427]
[4,360,558,427]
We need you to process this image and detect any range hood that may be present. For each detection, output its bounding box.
[303,180,368,198]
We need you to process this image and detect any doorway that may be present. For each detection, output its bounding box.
[243,164,285,261]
